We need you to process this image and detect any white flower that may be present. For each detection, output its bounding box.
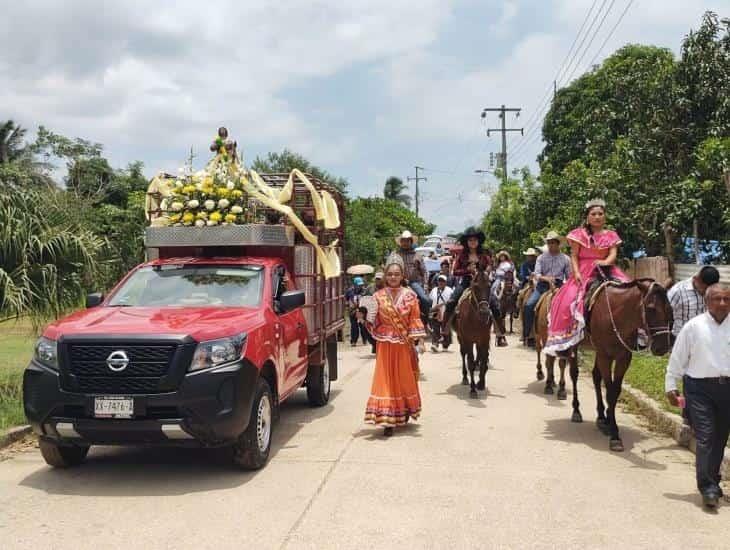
[195,219,205,227]
[187,199,199,209]
[174,180,184,188]
[206,220,218,226]
[231,205,243,214]
[218,198,230,209]
[204,200,216,211]
[226,181,235,190]
[170,201,184,212]
[178,167,185,175]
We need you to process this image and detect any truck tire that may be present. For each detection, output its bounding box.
[232,378,273,470]
[306,358,331,407]
[39,439,89,468]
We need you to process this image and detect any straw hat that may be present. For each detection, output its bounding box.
[543,231,567,245]
[522,247,539,256]
[395,230,417,245]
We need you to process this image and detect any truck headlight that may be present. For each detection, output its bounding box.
[34,337,59,370]
[189,333,247,372]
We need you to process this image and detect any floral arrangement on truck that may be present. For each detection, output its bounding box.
[145,127,342,278]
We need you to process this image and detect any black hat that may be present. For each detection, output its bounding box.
[458,226,486,247]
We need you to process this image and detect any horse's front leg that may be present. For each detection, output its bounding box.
[569,350,582,423]
[606,354,630,452]
[544,354,555,394]
[468,347,478,397]
[460,344,469,385]
[476,343,488,391]
[536,344,544,381]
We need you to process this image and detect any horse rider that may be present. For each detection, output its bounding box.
[522,231,572,347]
[392,230,430,315]
[443,227,507,346]
[491,250,516,296]
[518,248,539,288]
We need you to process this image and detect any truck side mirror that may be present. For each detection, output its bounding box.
[86,293,104,308]
[279,290,305,313]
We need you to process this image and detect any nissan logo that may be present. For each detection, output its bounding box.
[106,350,130,372]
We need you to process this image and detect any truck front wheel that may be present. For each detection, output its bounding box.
[232,377,273,470]
[306,357,331,407]
[39,439,90,468]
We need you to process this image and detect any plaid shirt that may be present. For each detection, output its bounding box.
[668,278,705,336]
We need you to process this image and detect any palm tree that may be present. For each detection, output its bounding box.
[383,177,411,208]
[0,187,107,323]
[0,120,28,164]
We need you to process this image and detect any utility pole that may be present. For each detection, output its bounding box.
[408,166,427,217]
[481,105,523,184]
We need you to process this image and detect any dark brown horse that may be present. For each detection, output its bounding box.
[565,278,673,451]
[455,268,493,397]
[497,272,518,334]
[534,286,567,399]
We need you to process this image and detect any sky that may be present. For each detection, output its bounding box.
[2,0,726,234]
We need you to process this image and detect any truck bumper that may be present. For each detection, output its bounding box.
[23,359,259,447]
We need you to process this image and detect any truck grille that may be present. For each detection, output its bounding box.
[66,344,177,394]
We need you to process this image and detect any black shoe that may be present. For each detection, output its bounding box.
[702,491,720,509]
[383,427,394,437]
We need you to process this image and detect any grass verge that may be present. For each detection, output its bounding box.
[0,321,37,431]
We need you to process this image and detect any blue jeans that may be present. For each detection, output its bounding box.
[409,282,431,316]
[523,287,545,340]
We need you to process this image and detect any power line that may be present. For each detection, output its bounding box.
[481,105,523,184]
[586,0,635,69]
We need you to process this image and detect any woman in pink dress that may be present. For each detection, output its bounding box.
[544,199,630,356]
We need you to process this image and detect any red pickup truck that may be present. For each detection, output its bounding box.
[23,176,345,470]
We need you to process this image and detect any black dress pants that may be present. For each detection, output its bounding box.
[684,376,730,494]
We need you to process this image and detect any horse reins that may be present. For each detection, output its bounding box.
[602,281,672,354]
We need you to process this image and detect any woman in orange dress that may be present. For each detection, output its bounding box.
[364,255,426,437]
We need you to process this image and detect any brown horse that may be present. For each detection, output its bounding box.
[455,268,493,397]
[497,272,519,334]
[565,278,673,451]
[534,286,568,399]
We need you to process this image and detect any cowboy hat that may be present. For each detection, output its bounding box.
[522,247,539,256]
[395,230,417,245]
[496,250,512,261]
[458,226,486,247]
[543,230,567,245]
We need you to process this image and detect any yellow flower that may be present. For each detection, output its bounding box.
[225,213,237,224]
[203,177,214,187]
[196,211,208,220]
[231,189,243,198]
[168,214,182,223]
[210,211,223,223]
[182,212,194,224]
[217,187,229,197]
[183,185,196,195]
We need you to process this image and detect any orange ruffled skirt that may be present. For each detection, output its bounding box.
[364,341,422,427]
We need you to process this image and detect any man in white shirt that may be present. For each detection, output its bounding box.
[429,275,453,352]
[665,283,730,508]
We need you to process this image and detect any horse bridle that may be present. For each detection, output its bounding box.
[603,281,672,354]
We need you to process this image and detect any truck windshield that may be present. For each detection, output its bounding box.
[108,265,263,307]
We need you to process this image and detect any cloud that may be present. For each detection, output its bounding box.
[0,0,451,171]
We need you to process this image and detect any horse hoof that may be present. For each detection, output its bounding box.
[470,390,478,398]
[461,378,469,386]
[571,411,583,423]
[544,385,554,395]
[609,438,624,452]
[557,388,567,400]
[476,381,485,391]
[536,370,545,381]
[596,418,610,435]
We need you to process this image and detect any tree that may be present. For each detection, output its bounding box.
[0,120,28,164]
[383,176,411,208]
[251,149,349,194]
[345,197,435,267]
[0,186,108,323]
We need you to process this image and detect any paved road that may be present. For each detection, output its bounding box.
[1,336,730,549]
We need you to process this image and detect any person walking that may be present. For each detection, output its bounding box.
[364,254,426,437]
[668,265,721,337]
[522,232,571,347]
[544,199,630,356]
[365,272,385,296]
[429,274,453,352]
[665,283,730,509]
[429,258,455,289]
[346,276,368,346]
[392,230,430,315]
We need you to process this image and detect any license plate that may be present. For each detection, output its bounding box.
[94,396,134,418]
